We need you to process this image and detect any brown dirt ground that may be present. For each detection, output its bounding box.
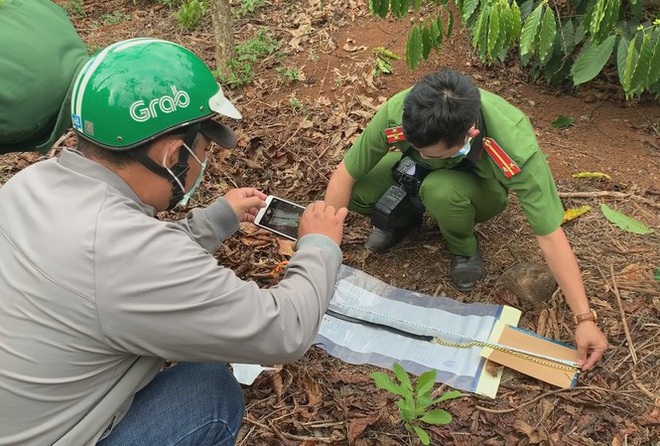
[3,1,660,445]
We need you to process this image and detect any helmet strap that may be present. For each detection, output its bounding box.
[129,123,202,209]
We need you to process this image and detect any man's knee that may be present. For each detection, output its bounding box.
[419,173,469,209]
[198,363,244,411]
[183,363,245,438]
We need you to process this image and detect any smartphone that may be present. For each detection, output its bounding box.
[254,195,306,241]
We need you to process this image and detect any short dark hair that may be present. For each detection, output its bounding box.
[77,137,143,167]
[76,130,190,167]
[402,69,481,148]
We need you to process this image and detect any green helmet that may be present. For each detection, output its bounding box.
[70,38,241,150]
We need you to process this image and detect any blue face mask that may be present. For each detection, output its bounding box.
[163,143,207,208]
[451,137,473,158]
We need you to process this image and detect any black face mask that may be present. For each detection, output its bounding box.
[128,123,202,210]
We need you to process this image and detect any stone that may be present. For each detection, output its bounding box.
[499,262,558,305]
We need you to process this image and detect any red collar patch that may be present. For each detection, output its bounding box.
[384,126,405,143]
[482,137,521,178]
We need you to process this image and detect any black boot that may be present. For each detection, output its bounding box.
[364,214,423,253]
[450,249,485,292]
[364,227,405,252]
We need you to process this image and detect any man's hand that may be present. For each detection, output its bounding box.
[298,201,348,245]
[224,188,267,222]
[575,321,608,371]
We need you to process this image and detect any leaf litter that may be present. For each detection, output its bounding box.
[8,1,659,444]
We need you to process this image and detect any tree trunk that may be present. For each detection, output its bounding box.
[210,0,234,76]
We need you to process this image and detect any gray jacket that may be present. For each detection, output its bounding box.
[0,150,342,445]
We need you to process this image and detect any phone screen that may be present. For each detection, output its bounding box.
[257,197,305,240]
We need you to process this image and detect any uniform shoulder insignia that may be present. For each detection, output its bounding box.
[482,137,521,178]
[384,126,405,143]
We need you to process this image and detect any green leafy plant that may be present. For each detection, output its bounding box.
[98,11,125,25]
[65,0,86,17]
[276,66,301,83]
[175,0,208,31]
[289,95,302,111]
[370,0,660,98]
[551,115,575,128]
[371,363,462,445]
[234,0,266,18]
[215,28,280,86]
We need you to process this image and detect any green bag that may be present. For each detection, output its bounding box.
[0,0,89,154]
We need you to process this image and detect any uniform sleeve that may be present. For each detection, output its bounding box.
[343,99,398,180]
[499,150,564,236]
[94,209,343,365]
[480,92,564,236]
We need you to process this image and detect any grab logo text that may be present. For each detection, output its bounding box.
[129,87,190,122]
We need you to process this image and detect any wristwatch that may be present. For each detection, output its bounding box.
[574,309,598,324]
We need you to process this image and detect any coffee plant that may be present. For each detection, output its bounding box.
[370,0,660,98]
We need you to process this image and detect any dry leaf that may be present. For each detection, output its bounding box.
[303,376,323,406]
[347,413,380,444]
[327,370,373,384]
[342,38,366,52]
[637,406,660,425]
[562,205,591,223]
[277,239,295,257]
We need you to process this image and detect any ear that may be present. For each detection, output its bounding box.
[467,126,480,139]
[150,137,184,168]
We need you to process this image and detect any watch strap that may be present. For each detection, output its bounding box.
[574,309,597,324]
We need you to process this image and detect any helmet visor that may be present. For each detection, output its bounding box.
[209,84,242,120]
[200,120,237,149]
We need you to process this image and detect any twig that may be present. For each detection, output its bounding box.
[299,421,344,428]
[317,54,332,94]
[610,263,638,364]
[475,386,616,413]
[236,425,257,446]
[611,330,660,373]
[558,191,660,209]
[615,285,660,297]
[46,130,76,159]
[616,351,657,380]
[545,141,600,159]
[631,369,659,401]
[278,431,344,443]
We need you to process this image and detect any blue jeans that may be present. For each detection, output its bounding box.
[98,362,244,446]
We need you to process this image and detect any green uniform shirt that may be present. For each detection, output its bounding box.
[343,88,564,236]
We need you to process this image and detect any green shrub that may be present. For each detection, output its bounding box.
[216,29,280,86]
[370,0,660,98]
[175,0,208,31]
[65,0,86,17]
[234,0,266,18]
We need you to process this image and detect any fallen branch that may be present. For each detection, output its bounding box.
[610,263,638,364]
[558,191,660,209]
